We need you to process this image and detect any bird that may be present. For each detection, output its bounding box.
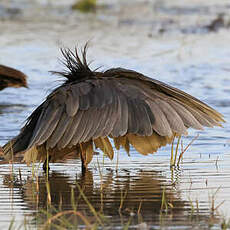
[0,64,28,90]
[1,45,225,173]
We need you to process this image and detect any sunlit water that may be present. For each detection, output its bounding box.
[0,0,230,229]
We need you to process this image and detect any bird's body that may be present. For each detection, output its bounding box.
[0,64,28,90]
[1,46,224,172]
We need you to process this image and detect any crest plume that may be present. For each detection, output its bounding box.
[53,44,93,82]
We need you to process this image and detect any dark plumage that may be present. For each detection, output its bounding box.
[0,65,28,90]
[1,45,225,173]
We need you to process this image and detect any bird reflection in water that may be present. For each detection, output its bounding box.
[2,168,219,228]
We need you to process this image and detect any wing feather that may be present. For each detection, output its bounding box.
[45,111,69,149]
[100,97,119,137]
[127,132,173,155]
[28,101,60,148]
[70,105,112,145]
[169,100,203,130]
[133,100,153,136]
[113,136,130,155]
[110,93,128,137]
[78,107,101,142]
[80,141,94,166]
[182,103,216,127]
[35,107,63,146]
[94,137,114,159]
[127,99,139,134]
[146,100,172,136]
[69,109,91,145]
[54,116,76,149]
[88,80,113,108]
[90,85,118,138]
[92,105,113,138]
[60,110,84,148]
[155,99,188,135]
[66,89,79,116]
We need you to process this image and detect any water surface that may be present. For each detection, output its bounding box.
[0,0,230,229]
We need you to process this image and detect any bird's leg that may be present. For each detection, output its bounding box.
[43,155,51,172]
[79,144,86,175]
[80,152,86,175]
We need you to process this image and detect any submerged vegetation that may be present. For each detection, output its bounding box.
[170,134,200,166]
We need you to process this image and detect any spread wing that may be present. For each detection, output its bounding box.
[3,68,224,165]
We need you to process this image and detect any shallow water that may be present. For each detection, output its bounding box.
[0,0,230,229]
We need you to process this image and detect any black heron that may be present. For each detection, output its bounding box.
[1,45,225,173]
[0,64,28,90]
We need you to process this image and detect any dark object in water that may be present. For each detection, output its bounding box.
[1,45,224,173]
[0,64,28,90]
[205,13,229,32]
